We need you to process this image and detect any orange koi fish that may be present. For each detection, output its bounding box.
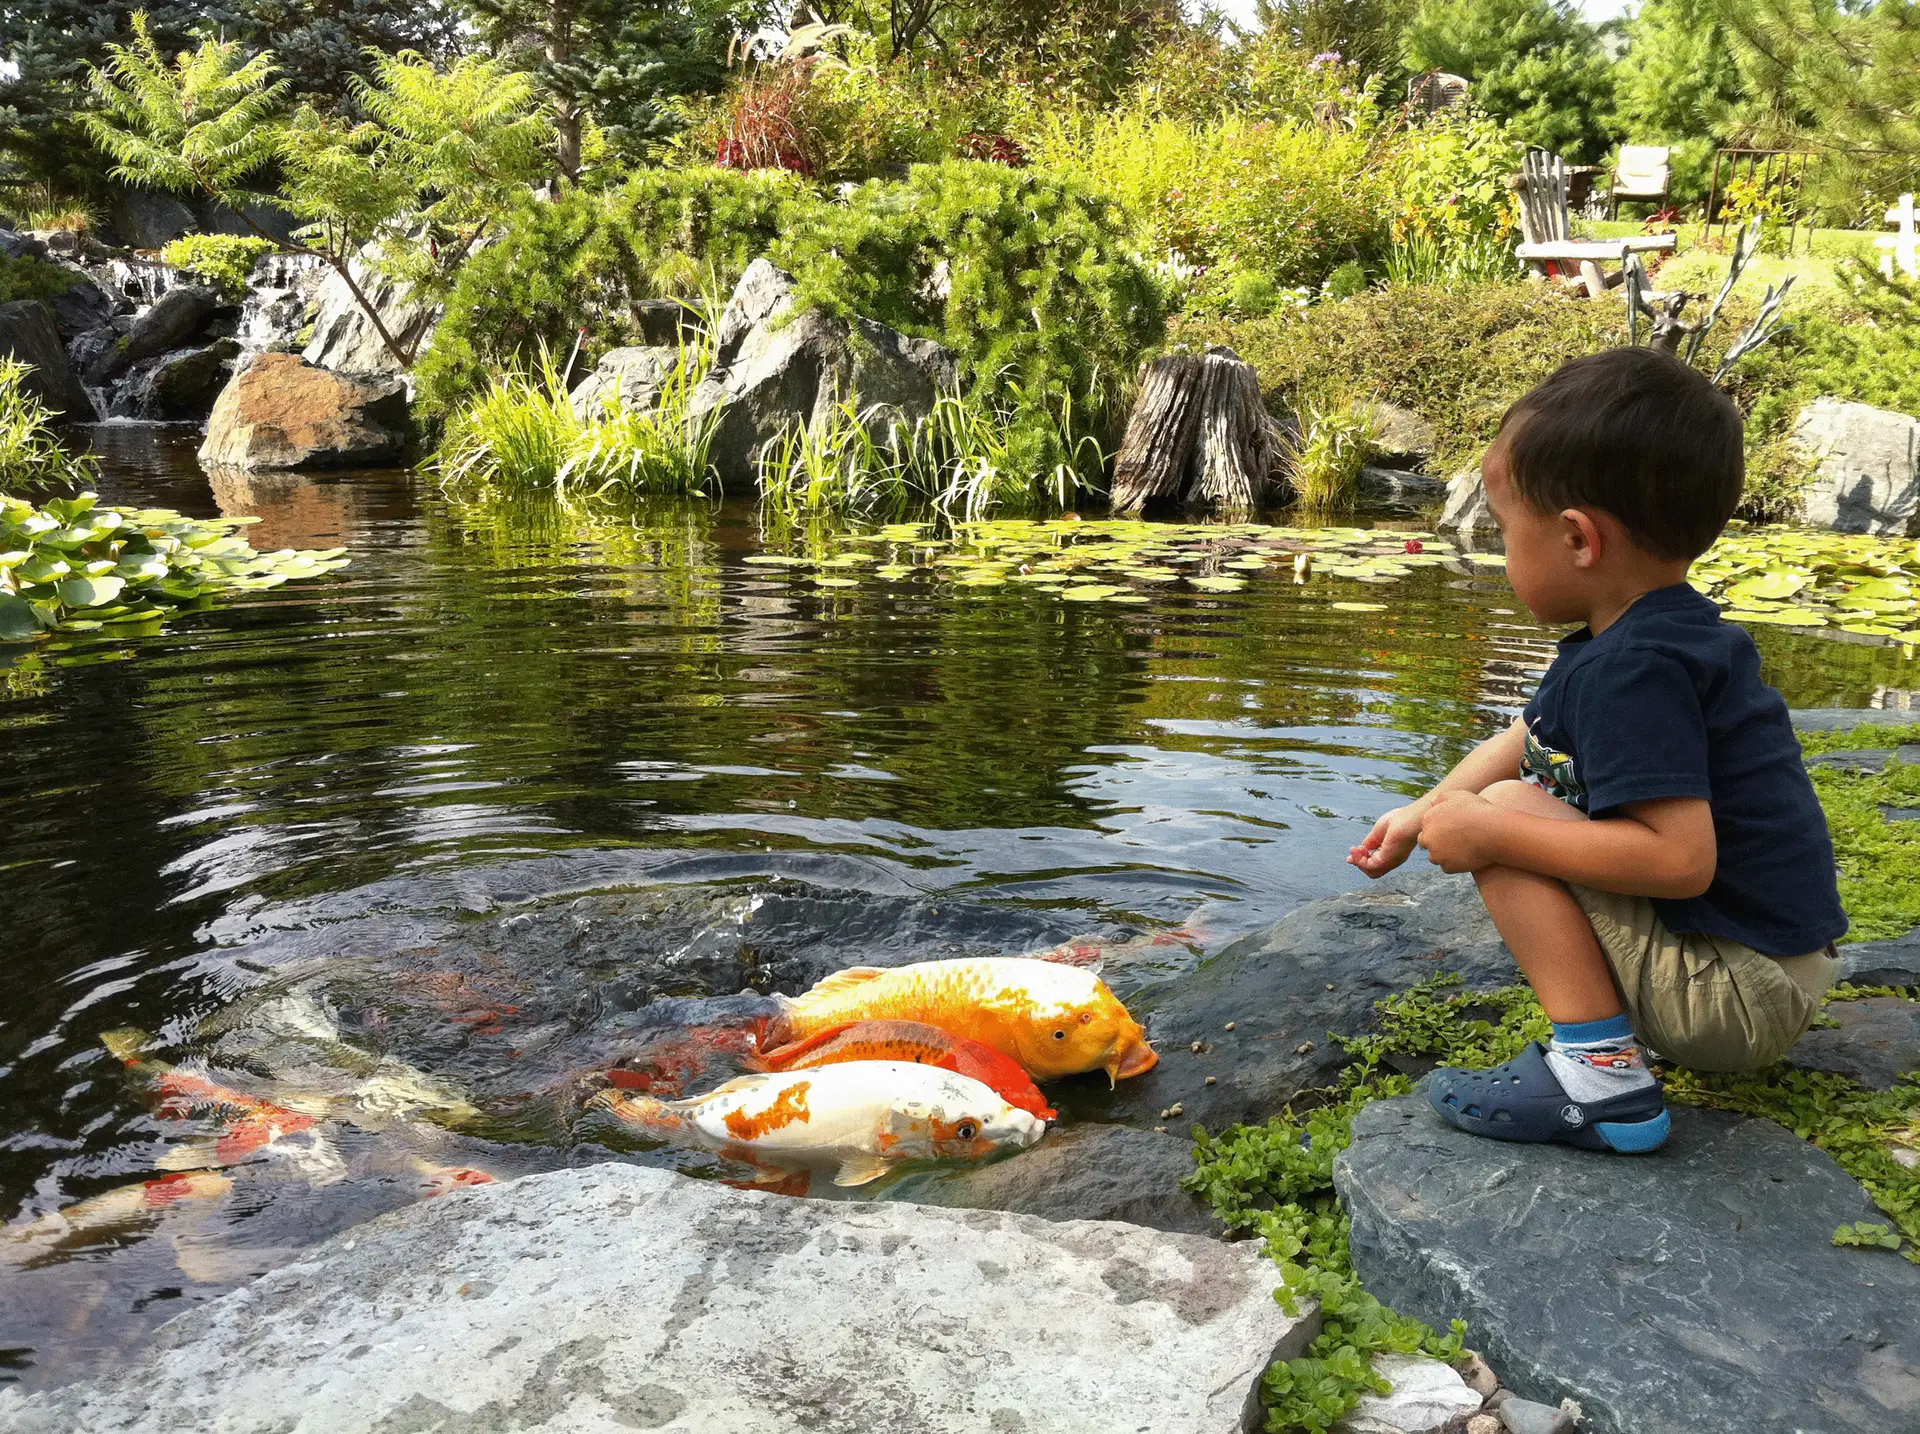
[776,958,1157,1085]
[4,1171,233,1255]
[103,1029,318,1164]
[756,1019,1057,1121]
[590,1061,1044,1188]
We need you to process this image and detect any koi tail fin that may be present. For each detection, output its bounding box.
[585,1089,686,1139]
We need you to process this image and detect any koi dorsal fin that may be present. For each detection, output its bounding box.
[795,968,888,1003]
[756,1023,858,1070]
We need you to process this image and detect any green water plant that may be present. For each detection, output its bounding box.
[0,361,98,492]
[0,491,350,643]
[428,341,719,498]
[1285,401,1379,512]
[1798,722,1920,942]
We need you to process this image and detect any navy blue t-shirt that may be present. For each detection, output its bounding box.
[1520,583,1847,956]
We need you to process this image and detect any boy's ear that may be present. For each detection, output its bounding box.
[1560,508,1605,568]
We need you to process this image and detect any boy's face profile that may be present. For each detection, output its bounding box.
[1481,440,1606,627]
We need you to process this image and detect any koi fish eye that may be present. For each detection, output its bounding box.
[1052,1030,1066,1041]
[956,1121,978,1139]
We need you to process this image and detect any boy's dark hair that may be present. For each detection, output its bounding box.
[1494,347,1744,560]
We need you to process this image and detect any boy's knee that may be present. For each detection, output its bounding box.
[1482,778,1584,820]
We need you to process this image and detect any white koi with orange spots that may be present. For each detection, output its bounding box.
[591,1061,1044,1187]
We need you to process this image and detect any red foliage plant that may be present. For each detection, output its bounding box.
[959,132,1028,167]
[716,65,818,177]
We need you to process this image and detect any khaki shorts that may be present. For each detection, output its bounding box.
[1571,886,1838,1073]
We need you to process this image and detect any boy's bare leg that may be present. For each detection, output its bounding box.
[1473,780,1624,1024]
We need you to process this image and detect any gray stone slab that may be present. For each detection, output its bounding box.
[1123,868,1519,1133]
[886,1122,1222,1236]
[0,1162,1316,1434]
[1838,929,1920,988]
[1804,746,1920,774]
[1790,708,1920,733]
[1789,996,1920,1089]
[1337,1097,1920,1434]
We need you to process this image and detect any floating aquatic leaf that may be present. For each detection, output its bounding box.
[812,576,859,588]
[1330,601,1388,612]
[0,593,43,640]
[1724,608,1827,627]
[1188,577,1247,593]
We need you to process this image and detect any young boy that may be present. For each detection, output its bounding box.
[1348,346,1846,1154]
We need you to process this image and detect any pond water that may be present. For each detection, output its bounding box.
[3,426,1915,1390]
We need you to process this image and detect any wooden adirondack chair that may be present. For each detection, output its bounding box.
[1516,148,1675,298]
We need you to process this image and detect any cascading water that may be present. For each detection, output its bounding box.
[234,252,327,356]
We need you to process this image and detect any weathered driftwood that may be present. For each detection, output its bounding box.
[1111,346,1273,514]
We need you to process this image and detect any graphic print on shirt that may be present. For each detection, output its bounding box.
[1521,723,1587,811]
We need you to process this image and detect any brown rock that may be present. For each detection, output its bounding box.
[1455,1351,1500,1398]
[1467,1416,1503,1434]
[198,352,408,471]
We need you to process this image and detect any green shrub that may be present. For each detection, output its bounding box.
[1024,104,1390,298]
[160,233,275,299]
[415,166,805,420]
[773,160,1164,470]
[1182,282,1628,475]
[1287,399,1378,510]
[0,252,78,305]
[1323,262,1369,301]
[1384,108,1523,283]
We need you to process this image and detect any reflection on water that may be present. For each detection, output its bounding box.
[3,429,1915,1389]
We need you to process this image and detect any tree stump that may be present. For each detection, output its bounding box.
[1111,346,1275,515]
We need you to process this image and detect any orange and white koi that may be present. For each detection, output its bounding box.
[777,958,1157,1085]
[3,1171,233,1254]
[755,1019,1057,1121]
[590,1061,1045,1187]
[103,1029,319,1165]
[1029,929,1196,974]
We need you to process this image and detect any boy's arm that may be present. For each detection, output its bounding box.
[1348,718,1528,877]
[1419,792,1717,899]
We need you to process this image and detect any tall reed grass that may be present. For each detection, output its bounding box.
[427,332,719,498]
[1285,399,1378,512]
[757,381,1106,522]
[0,360,99,493]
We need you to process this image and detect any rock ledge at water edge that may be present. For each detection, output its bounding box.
[1337,1096,1920,1434]
[0,1162,1317,1434]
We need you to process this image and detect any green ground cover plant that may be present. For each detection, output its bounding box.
[1797,722,1920,943]
[159,233,275,299]
[0,252,79,305]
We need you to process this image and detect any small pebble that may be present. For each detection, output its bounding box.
[1295,1041,1315,1055]
[1190,1040,1204,1053]
[1204,1075,1217,1085]
[1466,1417,1503,1434]
[1223,1021,1235,1031]
[1167,1102,1184,1117]
[1325,982,1335,990]
[1497,1396,1574,1434]
[1455,1352,1499,1399]
[1154,1125,1167,1134]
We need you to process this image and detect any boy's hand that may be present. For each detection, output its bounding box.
[1348,803,1426,878]
[1416,790,1501,872]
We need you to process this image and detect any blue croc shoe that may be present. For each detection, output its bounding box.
[1426,1042,1671,1153]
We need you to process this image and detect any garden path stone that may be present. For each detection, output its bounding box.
[0,299,92,417]
[1121,868,1519,1133]
[199,353,409,471]
[0,1162,1318,1434]
[1337,1096,1920,1434]
[1789,996,1920,1089]
[1791,397,1920,536]
[689,259,958,494]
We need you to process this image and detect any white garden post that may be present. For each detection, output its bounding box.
[1878,193,1919,280]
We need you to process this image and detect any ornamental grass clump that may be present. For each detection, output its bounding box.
[0,361,98,492]
[428,340,720,499]
[1285,400,1378,511]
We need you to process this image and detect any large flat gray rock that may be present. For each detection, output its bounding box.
[1337,1097,1920,1434]
[0,1162,1314,1434]
[1792,398,1920,536]
[1123,868,1520,1132]
[1789,995,1920,1089]
[1790,708,1920,733]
